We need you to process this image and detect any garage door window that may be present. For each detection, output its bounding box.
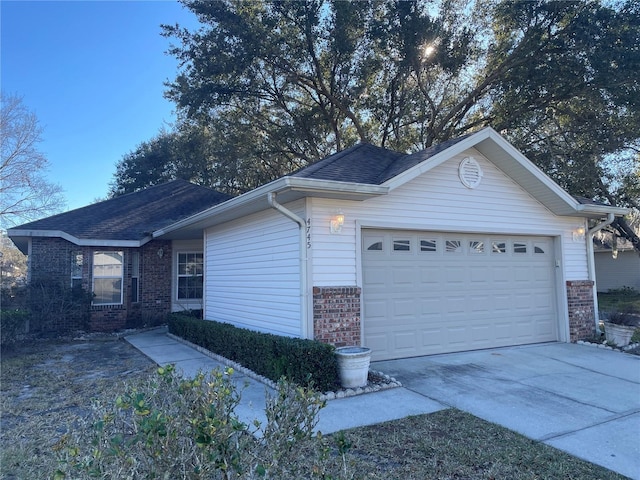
[445,240,462,253]
[393,239,411,251]
[514,242,528,254]
[420,239,437,252]
[469,240,485,254]
[366,237,384,251]
[492,241,507,254]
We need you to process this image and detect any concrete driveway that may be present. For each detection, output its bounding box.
[373,343,640,480]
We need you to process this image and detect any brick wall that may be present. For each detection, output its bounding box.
[138,240,172,324]
[313,286,361,347]
[566,280,596,340]
[27,238,173,332]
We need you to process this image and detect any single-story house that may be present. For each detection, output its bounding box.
[594,238,640,292]
[9,128,628,360]
[8,180,231,331]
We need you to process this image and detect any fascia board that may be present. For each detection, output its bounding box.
[7,229,147,247]
[154,177,387,238]
[577,204,630,217]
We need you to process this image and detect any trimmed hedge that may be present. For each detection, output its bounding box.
[168,314,339,392]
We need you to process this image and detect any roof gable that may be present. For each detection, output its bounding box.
[8,180,231,250]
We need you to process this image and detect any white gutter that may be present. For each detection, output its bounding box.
[266,192,310,339]
[587,213,615,328]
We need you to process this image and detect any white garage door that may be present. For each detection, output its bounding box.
[362,230,558,361]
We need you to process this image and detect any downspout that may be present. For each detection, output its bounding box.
[267,192,309,339]
[586,213,615,329]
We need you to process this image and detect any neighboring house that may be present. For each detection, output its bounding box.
[594,238,640,292]
[9,128,628,361]
[8,180,231,331]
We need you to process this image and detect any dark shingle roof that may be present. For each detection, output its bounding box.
[10,180,232,241]
[290,143,406,184]
[290,134,473,185]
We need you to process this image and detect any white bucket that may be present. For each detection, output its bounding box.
[335,346,372,388]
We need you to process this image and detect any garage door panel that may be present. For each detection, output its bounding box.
[366,333,390,356]
[471,325,491,342]
[533,266,552,282]
[363,298,387,317]
[363,230,558,361]
[420,268,441,284]
[491,266,511,283]
[445,295,467,314]
[445,326,469,346]
[363,267,388,287]
[470,266,488,283]
[393,331,418,351]
[468,294,492,313]
[392,266,416,285]
[391,298,417,317]
[492,294,512,311]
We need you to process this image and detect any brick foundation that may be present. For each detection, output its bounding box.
[313,286,361,347]
[566,280,596,341]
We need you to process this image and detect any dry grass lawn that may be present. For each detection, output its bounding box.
[0,336,629,479]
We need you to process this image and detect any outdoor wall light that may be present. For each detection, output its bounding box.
[572,225,586,242]
[330,212,345,234]
[157,248,164,258]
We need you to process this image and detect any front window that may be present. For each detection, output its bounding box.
[177,252,203,300]
[131,251,140,303]
[71,251,83,288]
[93,251,123,305]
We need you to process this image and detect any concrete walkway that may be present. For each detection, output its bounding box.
[124,327,443,434]
[125,328,640,479]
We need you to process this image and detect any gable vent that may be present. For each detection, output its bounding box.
[458,157,483,189]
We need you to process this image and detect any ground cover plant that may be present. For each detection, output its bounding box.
[1,336,629,480]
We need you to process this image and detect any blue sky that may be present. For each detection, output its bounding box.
[1,0,199,211]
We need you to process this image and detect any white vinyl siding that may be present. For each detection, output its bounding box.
[204,201,304,337]
[309,148,587,286]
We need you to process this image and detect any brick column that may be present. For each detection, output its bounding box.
[566,280,596,340]
[313,286,361,347]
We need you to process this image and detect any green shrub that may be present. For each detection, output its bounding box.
[54,365,330,480]
[0,308,29,347]
[168,314,339,392]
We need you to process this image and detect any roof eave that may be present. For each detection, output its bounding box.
[7,229,150,254]
[577,204,630,217]
[154,177,388,239]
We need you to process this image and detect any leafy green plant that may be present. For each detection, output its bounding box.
[55,365,252,479]
[54,365,337,479]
